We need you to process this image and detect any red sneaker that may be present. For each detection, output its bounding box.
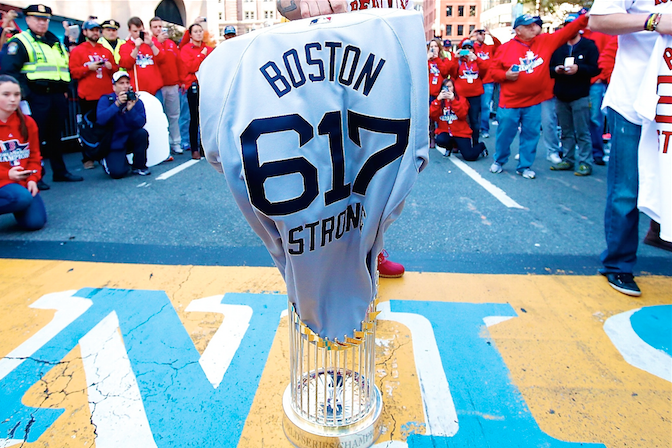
[377,250,405,278]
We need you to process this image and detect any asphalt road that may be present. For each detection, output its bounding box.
[1,132,671,276]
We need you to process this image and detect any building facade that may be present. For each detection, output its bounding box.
[435,0,480,45]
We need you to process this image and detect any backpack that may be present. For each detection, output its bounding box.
[78,107,113,161]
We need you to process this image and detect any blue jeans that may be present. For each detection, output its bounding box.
[541,98,560,158]
[0,183,47,230]
[589,82,607,159]
[494,104,541,172]
[179,89,190,149]
[600,108,640,275]
[480,82,494,132]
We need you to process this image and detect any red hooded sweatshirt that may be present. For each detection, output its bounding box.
[180,43,214,86]
[582,29,616,84]
[153,36,185,87]
[490,14,588,109]
[447,56,484,98]
[471,37,501,83]
[430,95,472,139]
[428,57,450,97]
[119,40,165,95]
[0,113,41,189]
[68,41,117,100]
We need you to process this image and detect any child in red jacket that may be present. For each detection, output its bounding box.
[430,78,487,161]
[0,75,46,230]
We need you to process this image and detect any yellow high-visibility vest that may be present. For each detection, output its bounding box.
[11,31,70,82]
[100,37,126,66]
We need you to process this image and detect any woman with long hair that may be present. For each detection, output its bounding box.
[430,78,487,161]
[428,38,450,149]
[180,23,214,159]
[0,75,46,229]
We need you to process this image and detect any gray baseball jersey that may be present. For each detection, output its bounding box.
[200,9,428,340]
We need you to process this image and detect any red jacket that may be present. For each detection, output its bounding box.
[583,30,616,84]
[490,14,588,109]
[68,41,117,100]
[597,37,618,84]
[153,36,185,87]
[119,40,165,95]
[472,37,501,83]
[428,57,450,97]
[448,57,484,98]
[0,113,41,189]
[181,43,214,86]
[430,95,472,139]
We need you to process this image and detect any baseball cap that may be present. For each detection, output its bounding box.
[513,14,543,29]
[101,19,120,30]
[443,39,451,48]
[23,4,52,18]
[224,25,236,35]
[82,20,101,30]
[112,71,130,83]
[564,13,580,24]
[461,39,474,48]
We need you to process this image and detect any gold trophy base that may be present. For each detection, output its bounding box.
[282,384,383,448]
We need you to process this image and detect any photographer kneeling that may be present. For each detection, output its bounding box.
[97,71,150,178]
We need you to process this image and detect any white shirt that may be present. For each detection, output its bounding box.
[590,0,662,125]
[199,9,428,340]
[634,34,672,241]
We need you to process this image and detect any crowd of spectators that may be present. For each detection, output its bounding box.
[0,3,669,291]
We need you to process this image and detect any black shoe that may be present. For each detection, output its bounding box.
[53,172,84,182]
[37,179,50,190]
[602,272,641,297]
[594,158,606,166]
[643,220,672,252]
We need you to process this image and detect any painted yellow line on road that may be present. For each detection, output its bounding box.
[0,259,669,448]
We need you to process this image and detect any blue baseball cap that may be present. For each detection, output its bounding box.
[564,13,580,24]
[513,14,543,29]
[461,39,474,48]
[82,20,102,30]
[224,25,236,35]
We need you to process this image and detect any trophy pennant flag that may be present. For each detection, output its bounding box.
[200,8,428,342]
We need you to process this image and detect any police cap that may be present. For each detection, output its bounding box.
[101,19,120,30]
[23,4,52,18]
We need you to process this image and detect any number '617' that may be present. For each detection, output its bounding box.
[241,110,410,216]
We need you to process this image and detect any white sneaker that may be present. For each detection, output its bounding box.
[515,153,520,160]
[490,162,503,174]
[517,169,536,179]
[547,153,562,164]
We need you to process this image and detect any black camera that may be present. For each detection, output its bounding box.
[139,31,145,40]
[126,89,137,101]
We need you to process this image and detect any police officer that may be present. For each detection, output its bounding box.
[0,4,83,189]
[99,19,125,65]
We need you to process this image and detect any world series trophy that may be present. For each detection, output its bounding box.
[197,8,428,448]
[282,286,383,447]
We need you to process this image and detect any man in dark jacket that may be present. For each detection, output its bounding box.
[549,13,601,176]
[97,71,150,178]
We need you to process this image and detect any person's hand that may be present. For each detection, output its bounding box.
[88,61,103,71]
[27,180,38,196]
[134,37,143,48]
[437,90,448,101]
[8,166,33,182]
[565,64,578,75]
[126,98,137,110]
[446,90,455,101]
[554,65,565,74]
[427,49,436,60]
[117,92,128,105]
[158,31,168,43]
[62,20,69,30]
[144,33,154,47]
[467,51,477,62]
[104,61,113,70]
[506,66,520,81]
[277,0,347,20]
